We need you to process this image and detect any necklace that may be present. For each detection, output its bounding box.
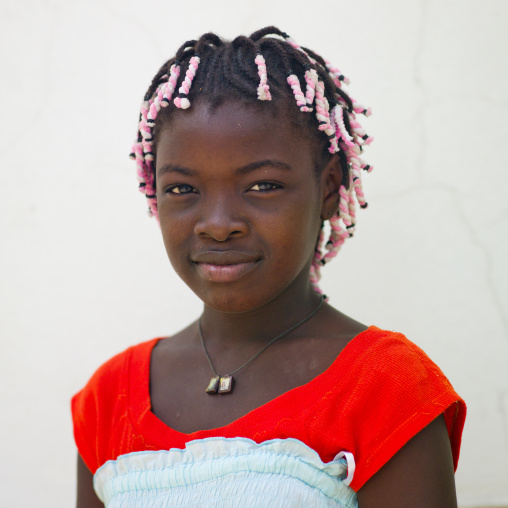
[199,296,324,394]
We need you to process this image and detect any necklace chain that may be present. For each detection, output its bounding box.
[199,296,324,393]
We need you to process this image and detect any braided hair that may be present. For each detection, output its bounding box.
[130,27,373,294]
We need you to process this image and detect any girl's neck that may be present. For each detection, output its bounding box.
[199,285,323,349]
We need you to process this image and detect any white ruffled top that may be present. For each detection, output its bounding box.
[94,437,357,507]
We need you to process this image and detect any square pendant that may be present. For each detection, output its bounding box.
[218,375,234,394]
[205,376,220,394]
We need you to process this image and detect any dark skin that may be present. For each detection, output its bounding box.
[76,101,458,507]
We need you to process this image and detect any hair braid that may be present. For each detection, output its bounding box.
[132,27,373,294]
[250,26,291,42]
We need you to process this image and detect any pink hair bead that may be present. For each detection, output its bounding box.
[255,54,271,101]
[163,64,180,104]
[174,56,200,109]
[287,74,312,112]
[351,165,367,209]
[333,105,355,148]
[304,69,318,106]
[352,100,372,117]
[338,185,352,226]
[314,80,330,130]
[325,59,350,86]
[315,80,337,153]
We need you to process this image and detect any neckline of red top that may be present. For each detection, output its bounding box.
[128,325,379,441]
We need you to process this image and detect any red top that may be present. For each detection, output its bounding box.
[71,326,466,492]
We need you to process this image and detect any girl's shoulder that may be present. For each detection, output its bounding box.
[71,338,161,471]
[337,326,447,372]
[311,326,466,491]
[74,338,160,397]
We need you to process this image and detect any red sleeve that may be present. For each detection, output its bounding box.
[326,329,466,491]
[71,346,133,473]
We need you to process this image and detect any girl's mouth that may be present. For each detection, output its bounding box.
[192,251,260,283]
[195,261,259,283]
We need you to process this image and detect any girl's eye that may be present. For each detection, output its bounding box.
[249,182,281,192]
[168,184,196,195]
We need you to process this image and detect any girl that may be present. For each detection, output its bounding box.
[72,27,466,507]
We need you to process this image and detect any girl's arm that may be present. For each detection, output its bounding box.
[76,454,104,508]
[357,415,458,508]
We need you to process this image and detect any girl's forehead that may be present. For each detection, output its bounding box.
[159,100,301,138]
[155,101,315,167]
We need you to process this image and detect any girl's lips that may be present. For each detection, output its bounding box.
[195,261,258,283]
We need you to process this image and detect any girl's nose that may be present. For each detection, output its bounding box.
[193,197,250,241]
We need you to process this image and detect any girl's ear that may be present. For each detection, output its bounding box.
[320,153,343,220]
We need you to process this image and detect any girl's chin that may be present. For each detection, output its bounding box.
[197,293,268,314]
[193,283,307,315]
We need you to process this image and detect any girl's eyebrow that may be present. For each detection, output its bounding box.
[235,160,292,175]
[157,164,195,177]
[157,160,292,177]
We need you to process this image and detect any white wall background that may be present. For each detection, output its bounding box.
[1,0,507,506]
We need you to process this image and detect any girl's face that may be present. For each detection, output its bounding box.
[155,101,339,313]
